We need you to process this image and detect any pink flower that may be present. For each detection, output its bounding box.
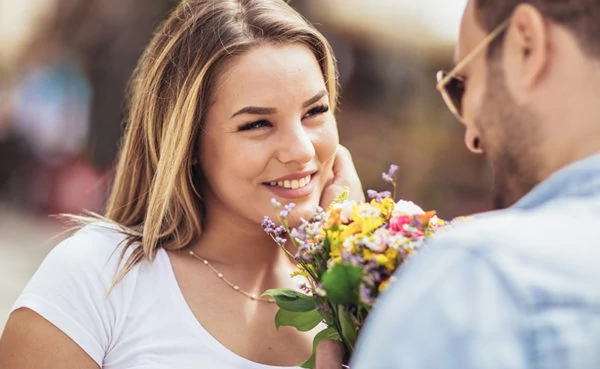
[411,229,425,238]
[362,228,390,253]
[389,215,412,235]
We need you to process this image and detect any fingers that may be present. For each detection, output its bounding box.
[320,145,364,208]
[320,183,347,209]
[332,145,364,202]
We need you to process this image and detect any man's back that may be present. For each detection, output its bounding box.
[352,154,600,369]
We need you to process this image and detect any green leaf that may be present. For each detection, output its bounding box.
[321,264,363,305]
[275,309,322,332]
[262,288,316,312]
[299,327,342,368]
[338,307,358,350]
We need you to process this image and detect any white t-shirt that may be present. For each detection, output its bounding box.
[12,223,301,369]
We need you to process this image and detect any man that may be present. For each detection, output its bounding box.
[352,0,600,368]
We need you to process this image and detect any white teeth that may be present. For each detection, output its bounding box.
[270,175,311,189]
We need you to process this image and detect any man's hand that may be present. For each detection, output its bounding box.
[321,145,364,208]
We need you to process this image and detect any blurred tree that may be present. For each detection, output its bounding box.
[20,0,179,169]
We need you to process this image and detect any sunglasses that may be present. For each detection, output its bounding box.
[436,20,509,122]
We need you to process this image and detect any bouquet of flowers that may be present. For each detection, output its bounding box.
[261,165,452,368]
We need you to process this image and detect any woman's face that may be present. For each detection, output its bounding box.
[200,43,339,228]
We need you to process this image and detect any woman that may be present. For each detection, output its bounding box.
[0,0,362,368]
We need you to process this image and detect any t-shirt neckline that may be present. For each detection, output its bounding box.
[156,248,302,369]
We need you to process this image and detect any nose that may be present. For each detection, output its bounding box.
[464,129,483,154]
[276,122,316,164]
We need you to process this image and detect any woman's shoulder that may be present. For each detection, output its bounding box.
[11,221,145,366]
[51,221,135,268]
[25,221,143,297]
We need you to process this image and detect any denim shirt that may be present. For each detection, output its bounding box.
[351,153,600,369]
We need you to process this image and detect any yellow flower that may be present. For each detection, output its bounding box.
[374,254,388,266]
[378,197,396,216]
[340,221,363,239]
[327,207,342,229]
[384,247,399,270]
[351,207,384,236]
[363,248,374,262]
[329,237,342,259]
[373,252,396,271]
[290,267,310,279]
[378,278,391,292]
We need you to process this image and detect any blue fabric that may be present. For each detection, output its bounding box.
[351,153,600,369]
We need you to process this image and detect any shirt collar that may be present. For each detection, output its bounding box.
[512,152,600,210]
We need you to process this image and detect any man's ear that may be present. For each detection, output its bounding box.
[504,4,550,94]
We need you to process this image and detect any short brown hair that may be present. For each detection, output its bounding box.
[475,0,600,58]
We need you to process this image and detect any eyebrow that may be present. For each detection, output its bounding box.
[230,90,328,118]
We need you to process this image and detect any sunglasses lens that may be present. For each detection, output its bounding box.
[437,71,465,119]
[446,77,464,117]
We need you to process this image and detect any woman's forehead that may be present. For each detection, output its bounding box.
[211,43,326,104]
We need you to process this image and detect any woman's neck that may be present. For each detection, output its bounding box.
[191,215,293,272]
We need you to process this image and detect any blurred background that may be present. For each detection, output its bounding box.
[0,0,489,332]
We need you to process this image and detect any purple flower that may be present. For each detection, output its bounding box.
[299,283,311,293]
[273,225,286,237]
[275,236,287,246]
[362,266,382,286]
[382,164,399,184]
[290,228,305,244]
[279,202,296,218]
[359,284,373,306]
[262,216,276,234]
[316,303,333,314]
[367,189,392,202]
[311,206,325,222]
[271,198,282,208]
[341,251,365,266]
[295,245,314,263]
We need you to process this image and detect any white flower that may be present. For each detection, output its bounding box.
[343,235,360,249]
[393,200,424,216]
[387,234,408,250]
[358,204,381,219]
[404,238,425,251]
[332,200,356,224]
[362,228,389,252]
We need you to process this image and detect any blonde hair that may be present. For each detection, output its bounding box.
[103,0,339,282]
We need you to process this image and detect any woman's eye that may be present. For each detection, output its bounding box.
[238,120,271,132]
[303,104,329,119]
